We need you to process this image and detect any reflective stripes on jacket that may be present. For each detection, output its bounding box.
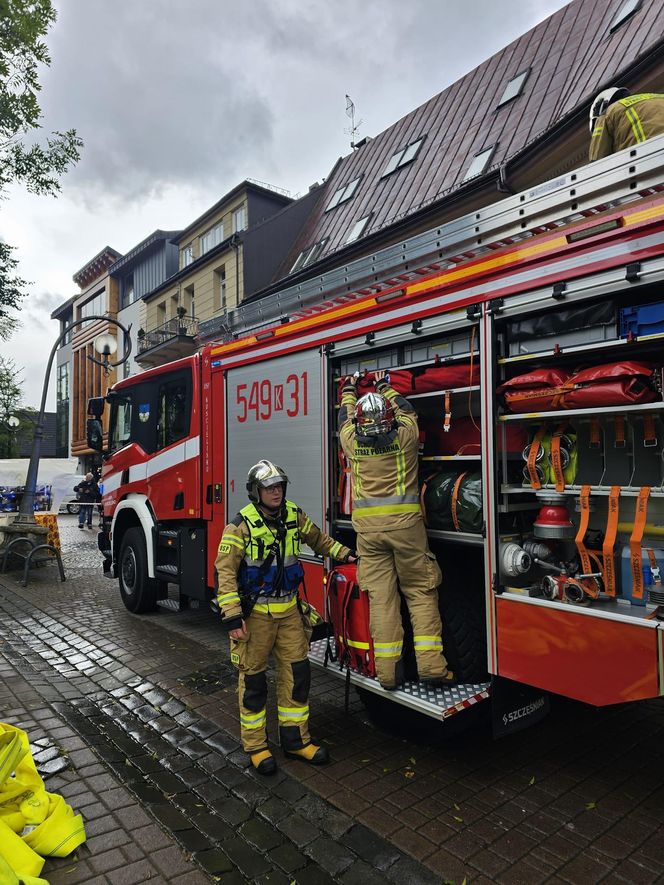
[589,93,664,161]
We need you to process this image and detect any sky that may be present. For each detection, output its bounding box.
[1,0,571,408]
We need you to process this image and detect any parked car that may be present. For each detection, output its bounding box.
[57,475,87,514]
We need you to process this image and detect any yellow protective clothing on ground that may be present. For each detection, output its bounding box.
[357,520,446,686]
[589,93,664,161]
[0,722,86,883]
[339,384,421,532]
[231,607,311,753]
[339,381,448,687]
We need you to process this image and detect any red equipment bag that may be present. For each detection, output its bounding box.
[337,370,414,402]
[412,362,480,393]
[498,362,660,413]
[421,416,527,456]
[326,564,375,677]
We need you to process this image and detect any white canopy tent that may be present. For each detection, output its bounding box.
[0,458,83,513]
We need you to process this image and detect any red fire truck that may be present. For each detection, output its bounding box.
[89,137,664,725]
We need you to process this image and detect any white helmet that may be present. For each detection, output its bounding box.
[246,460,289,503]
[589,87,630,133]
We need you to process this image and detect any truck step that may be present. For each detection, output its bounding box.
[309,639,490,721]
[156,564,178,575]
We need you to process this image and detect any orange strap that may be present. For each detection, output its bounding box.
[643,414,657,447]
[589,419,601,449]
[630,486,651,600]
[526,427,546,490]
[646,548,662,587]
[602,486,620,597]
[575,485,593,578]
[550,424,567,493]
[443,391,452,433]
[614,415,626,448]
[451,472,467,532]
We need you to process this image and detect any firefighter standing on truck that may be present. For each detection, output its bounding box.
[339,370,455,691]
[215,460,355,775]
[589,88,664,162]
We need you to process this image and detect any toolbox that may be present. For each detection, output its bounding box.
[619,301,664,338]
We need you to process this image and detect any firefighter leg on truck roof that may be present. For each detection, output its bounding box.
[357,523,447,688]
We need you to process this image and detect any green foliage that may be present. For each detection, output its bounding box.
[0,0,82,330]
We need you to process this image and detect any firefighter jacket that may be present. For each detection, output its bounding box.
[339,379,421,532]
[589,93,664,162]
[215,500,351,628]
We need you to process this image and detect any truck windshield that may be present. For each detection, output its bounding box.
[109,396,132,453]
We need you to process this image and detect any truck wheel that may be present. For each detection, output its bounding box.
[66,503,80,514]
[438,581,488,684]
[118,527,158,613]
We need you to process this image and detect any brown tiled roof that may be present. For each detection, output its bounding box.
[282,0,664,277]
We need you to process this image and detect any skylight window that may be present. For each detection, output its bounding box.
[609,0,641,32]
[325,177,362,212]
[290,238,329,274]
[345,215,372,244]
[462,145,496,182]
[498,69,530,107]
[381,137,425,177]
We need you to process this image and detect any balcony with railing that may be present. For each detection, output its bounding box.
[136,315,199,368]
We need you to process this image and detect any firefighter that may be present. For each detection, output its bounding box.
[215,460,355,775]
[339,370,455,691]
[589,88,664,162]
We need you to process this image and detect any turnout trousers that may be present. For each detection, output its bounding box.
[229,606,312,753]
[356,519,447,687]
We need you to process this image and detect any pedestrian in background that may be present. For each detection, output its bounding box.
[74,473,100,529]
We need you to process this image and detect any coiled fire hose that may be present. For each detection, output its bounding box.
[0,722,86,883]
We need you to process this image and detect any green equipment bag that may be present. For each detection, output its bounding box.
[422,470,483,533]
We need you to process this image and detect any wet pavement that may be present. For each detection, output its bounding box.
[1,515,663,884]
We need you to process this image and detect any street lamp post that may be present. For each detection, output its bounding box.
[15,316,131,524]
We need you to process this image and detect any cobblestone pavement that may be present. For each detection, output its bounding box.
[1,515,663,884]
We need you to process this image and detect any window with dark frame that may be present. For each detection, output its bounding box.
[609,0,641,32]
[156,379,190,450]
[381,137,425,177]
[325,177,362,211]
[462,145,497,182]
[290,238,329,274]
[497,69,530,107]
[345,214,372,244]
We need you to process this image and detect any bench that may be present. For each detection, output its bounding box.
[0,536,66,587]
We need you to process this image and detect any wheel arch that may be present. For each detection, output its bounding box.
[111,495,157,578]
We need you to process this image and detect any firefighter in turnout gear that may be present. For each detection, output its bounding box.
[339,370,455,691]
[215,460,354,775]
[589,88,664,162]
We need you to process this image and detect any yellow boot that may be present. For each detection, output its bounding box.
[250,749,277,776]
[284,743,329,765]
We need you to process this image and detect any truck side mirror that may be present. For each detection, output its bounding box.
[87,396,106,419]
[87,418,103,452]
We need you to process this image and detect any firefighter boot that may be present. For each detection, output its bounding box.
[250,749,277,775]
[284,743,330,765]
[421,670,457,689]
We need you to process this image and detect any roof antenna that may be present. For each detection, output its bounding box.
[345,94,363,149]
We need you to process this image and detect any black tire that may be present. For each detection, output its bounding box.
[438,579,488,684]
[118,527,158,613]
[66,503,81,514]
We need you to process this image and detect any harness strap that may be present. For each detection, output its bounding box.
[646,548,662,587]
[444,391,452,433]
[575,485,593,579]
[602,486,620,597]
[643,414,658,447]
[451,472,467,532]
[590,419,601,449]
[614,416,626,448]
[630,486,651,600]
[550,424,568,493]
[526,427,547,490]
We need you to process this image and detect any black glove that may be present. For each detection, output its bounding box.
[220,614,243,632]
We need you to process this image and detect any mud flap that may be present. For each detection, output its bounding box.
[491,675,549,739]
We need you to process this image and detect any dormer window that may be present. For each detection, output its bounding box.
[232,205,247,232]
[462,145,496,182]
[181,245,193,269]
[290,238,329,274]
[381,137,425,177]
[609,0,641,32]
[325,177,362,212]
[497,69,530,107]
[200,223,224,256]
